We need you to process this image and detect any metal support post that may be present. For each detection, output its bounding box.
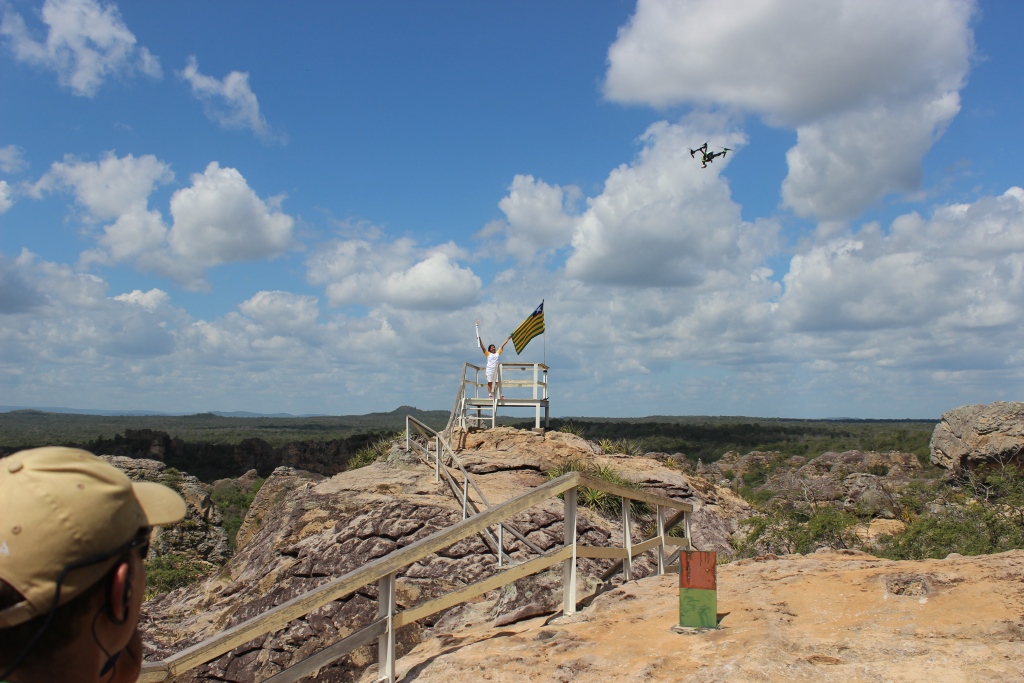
[656,505,666,576]
[622,497,633,582]
[377,572,396,683]
[462,478,469,520]
[562,486,578,616]
[497,524,504,567]
[434,438,440,483]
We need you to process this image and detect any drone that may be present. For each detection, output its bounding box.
[689,142,731,168]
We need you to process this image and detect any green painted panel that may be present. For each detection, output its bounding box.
[679,587,717,629]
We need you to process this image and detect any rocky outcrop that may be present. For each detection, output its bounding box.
[140,427,751,682]
[102,456,230,565]
[931,401,1024,469]
[378,549,1024,682]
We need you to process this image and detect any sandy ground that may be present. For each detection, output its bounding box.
[368,549,1024,683]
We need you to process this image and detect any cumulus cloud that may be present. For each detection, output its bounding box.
[0,250,47,313]
[307,233,481,311]
[34,154,294,288]
[0,181,11,213]
[778,187,1024,336]
[179,56,280,142]
[477,175,582,263]
[1,0,161,97]
[0,145,27,174]
[166,162,294,268]
[34,152,173,220]
[604,0,976,221]
[113,288,168,311]
[0,251,176,365]
[564,118,776,286]
[238,290,320,337]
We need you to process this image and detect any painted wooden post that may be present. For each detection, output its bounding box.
[562,486,578,616]
[621,497,633,582]
[377,572,396,683]
[679,551,717,629]
[656,505,666,575]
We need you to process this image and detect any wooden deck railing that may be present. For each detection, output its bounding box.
[139,470,692,683]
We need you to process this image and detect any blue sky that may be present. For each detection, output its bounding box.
[1,0,1022,419]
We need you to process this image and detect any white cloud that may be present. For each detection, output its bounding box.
[307,233,481,311]
[113,288,168,311]
[0,0,161,97]
[0,181,11,213]
[604,0,976,221]
[778,187,1024,335]
[0,145,27,174]
[564,118,775,286]
[179,56,279,142]
[478,175,582,263]
[781,94,962,220]
[34,154,294,288]
[35,152,173,220]
[4,186,1024,417]
[166,162,294,268]
[238,290,320,337]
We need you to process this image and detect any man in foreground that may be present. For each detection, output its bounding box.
[0,447,186,682]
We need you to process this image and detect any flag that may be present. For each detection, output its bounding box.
[510,301,544,354]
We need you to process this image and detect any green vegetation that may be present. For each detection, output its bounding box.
[546,457,649,519]
[145,553,213,598]
[0,406,447,450]
[875,464,1024,560]
[556,420,586,437]
[736,506,861,556]
[210,476,266,549]
[517,416,935,462]
[735,463,1024,561]
[346,433,400,471]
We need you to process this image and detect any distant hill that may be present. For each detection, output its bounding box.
[0,406,451,450]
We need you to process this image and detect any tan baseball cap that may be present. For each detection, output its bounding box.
[0,447,186,628]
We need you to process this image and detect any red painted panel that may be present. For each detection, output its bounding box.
[679,551,716,591]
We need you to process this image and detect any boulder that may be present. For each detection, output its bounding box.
[931,401,1024,469]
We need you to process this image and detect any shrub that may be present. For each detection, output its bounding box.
[210,476,266,549]
[736,505,860,557]
[557,420,586,437]
[546,457,649,519]
[145,553,212,598]
[347,433,398,471]
[596,438,645,457]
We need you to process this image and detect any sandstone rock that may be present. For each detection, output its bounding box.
[102,455,230,565]
[141,427,755,682]
[931,401,1024,469]
[381,550,1024,682]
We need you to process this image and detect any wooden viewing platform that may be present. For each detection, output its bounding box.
[458,361,549,430]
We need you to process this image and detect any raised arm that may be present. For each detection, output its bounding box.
[475,320,486,354]
[498,334,512,353]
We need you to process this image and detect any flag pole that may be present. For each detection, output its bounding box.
[542,299,546,366]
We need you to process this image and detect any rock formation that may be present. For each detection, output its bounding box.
[375,549,1024,682]
[139,427,744,682]
[931,401,1024,469]
[102,456,230,565]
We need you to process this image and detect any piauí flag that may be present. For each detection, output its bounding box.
[511,301,544,354]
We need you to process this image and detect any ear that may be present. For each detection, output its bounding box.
[107,560,132,625]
